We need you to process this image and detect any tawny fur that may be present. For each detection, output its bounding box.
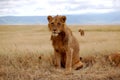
[47,15,83,72]
[78,29,84,36]
[108,52,120,67]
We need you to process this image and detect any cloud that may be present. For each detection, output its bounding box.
[0,0,120,16]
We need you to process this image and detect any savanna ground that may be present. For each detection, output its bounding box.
[0,25,120,80]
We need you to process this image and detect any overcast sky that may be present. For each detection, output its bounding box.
[0,0,120,16]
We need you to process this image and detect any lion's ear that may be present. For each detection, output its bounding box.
[61,16,66,23]
[47,15,53,22]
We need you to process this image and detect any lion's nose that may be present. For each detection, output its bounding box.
[53,29,57,31]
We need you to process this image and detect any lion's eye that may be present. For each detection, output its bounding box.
[51,22,54,25]
[57,23,61,26]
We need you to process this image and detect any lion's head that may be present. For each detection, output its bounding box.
[47,15,66,36]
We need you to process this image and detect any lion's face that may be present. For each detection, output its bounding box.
[47,15,66,36]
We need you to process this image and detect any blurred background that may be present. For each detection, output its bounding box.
[0,0,120,25]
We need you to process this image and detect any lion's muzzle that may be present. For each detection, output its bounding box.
[52,30,60,36]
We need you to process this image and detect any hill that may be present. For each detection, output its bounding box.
[0,12,120,24]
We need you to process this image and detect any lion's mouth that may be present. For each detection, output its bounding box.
[52,31,60,36]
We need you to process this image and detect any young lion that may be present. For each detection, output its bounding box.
[108,53,120,67]
[78,29,84,36]
[47,15,83,73]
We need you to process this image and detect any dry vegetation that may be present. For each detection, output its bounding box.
[0,25,120,80]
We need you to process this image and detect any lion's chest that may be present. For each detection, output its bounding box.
[53,40,65,51]
[52,36,67,53]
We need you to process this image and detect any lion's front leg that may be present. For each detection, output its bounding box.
[54,50,61,69]
[65,48,73,74]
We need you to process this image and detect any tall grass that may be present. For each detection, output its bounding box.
[0,25,120,80]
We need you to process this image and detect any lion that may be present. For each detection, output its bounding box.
[78,29,84,36]
[47,15,83,73]
[108,52,120,67]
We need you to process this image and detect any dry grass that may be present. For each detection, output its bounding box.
[0,25,120,80]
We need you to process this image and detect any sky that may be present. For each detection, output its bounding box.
[0,0,120,16]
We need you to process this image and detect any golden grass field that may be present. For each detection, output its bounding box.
[0,25,120,80]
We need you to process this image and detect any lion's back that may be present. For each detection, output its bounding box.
[108,53,120,66]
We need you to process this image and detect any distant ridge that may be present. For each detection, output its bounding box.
[0,12,120,25]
